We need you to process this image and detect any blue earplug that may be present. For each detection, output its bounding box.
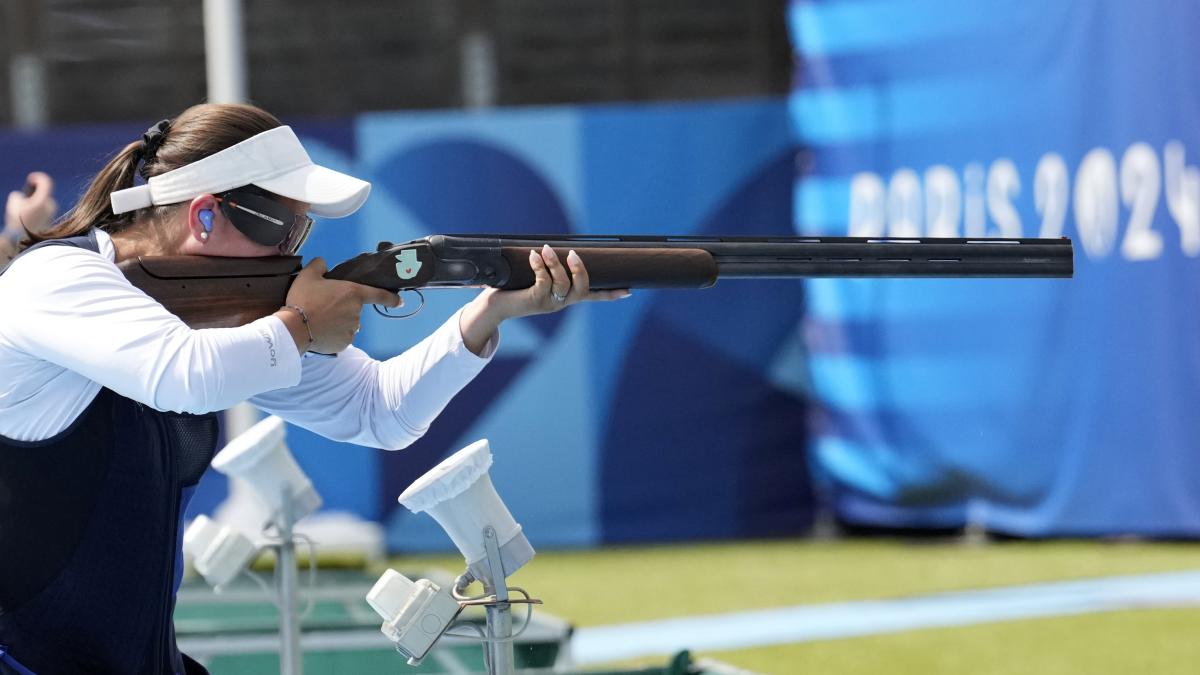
[198,209,213,231]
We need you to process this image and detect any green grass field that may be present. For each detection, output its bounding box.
[389,538,1200,674]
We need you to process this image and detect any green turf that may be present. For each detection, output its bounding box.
[706,607,1200,675]
[390,538,1200,626]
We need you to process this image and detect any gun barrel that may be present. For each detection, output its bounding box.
[713,240,1072,278]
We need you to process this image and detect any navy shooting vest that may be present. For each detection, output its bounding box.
[0,232,217,674]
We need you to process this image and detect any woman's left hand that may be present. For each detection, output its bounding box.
[4,172,58,240]
[459,244,631,355]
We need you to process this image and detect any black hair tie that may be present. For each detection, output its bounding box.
[134,118,172,170]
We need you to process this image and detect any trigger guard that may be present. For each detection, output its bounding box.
[372,289,424,319]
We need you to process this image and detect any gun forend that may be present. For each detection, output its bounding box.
[324,238,720,291]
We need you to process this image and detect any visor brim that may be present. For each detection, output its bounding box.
[254,163,371,218]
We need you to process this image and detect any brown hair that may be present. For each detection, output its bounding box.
[25,103,282,249]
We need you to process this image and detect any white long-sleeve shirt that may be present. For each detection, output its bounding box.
[0,229,495,447]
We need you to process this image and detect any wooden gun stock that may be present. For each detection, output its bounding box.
[119,255,301,329]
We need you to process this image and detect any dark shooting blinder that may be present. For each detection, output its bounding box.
[214,188,314,255]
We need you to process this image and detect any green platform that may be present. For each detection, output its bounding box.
[174,569,743,674]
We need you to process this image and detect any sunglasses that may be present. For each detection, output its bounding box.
[214,188,313,255]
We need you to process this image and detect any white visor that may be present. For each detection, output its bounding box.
[110,126,370,218]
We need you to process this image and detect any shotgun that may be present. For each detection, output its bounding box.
[118,234,1074,328]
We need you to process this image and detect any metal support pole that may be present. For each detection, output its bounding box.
[459,0,497,108]
[275,489,303,675]
[203,0,248,104]
[6,0,47,128]
[214,404,265,530]
[481,526,514,675]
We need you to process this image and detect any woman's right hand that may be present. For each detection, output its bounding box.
[277,257,402,354]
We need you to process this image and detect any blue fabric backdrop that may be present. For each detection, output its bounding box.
[790,0,1200,536]
[0,97,813,550]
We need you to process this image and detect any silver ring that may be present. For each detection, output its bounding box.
[551,288,568,303]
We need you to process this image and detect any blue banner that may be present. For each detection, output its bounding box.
[790,0,1200,535]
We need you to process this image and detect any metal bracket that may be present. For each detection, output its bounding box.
[481,525,509,601]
